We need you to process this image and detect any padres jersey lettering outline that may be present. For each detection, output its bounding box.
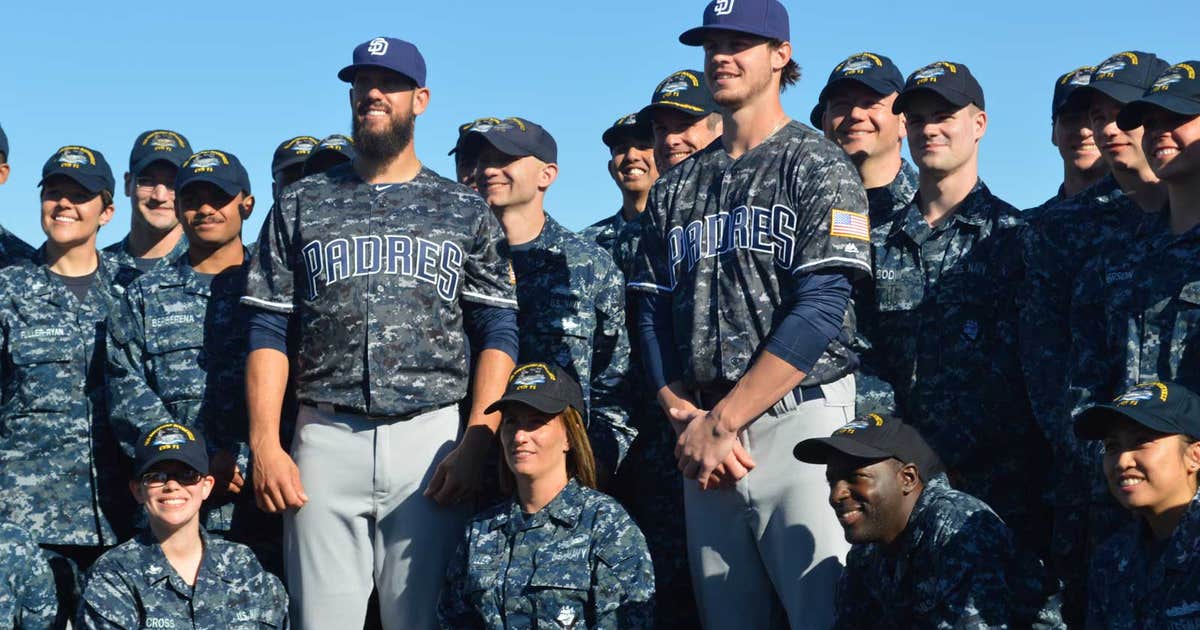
[665,204,798,288]
[301,235,464,301]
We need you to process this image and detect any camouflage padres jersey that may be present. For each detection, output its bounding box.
[438,478,655,629]
[628,122,872,388]
[508,215,632,472]
[107,252,252,532]
[77,529,289,630]
[1020,175,1145,468]
[103,234,189,291]
[0,250,128,546]
[242,162,518,417]
[0,522,56,630]
[0,226,35,270]
[858,181,1052,542]
[834,475,1064,630]
[1087,490,1200,629]
[852,159,919,416]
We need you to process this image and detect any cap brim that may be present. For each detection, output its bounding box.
[1118,94,1200,130]
[793,436,894,464]
[178,174,244,197]
[272,155,309,175]
[1074,82,1146,107]
[602,125,652,148]
[1073,405,1182,441]
[679,24,772,46]
[892,86,975,114]
[484,392,570,416]
[136,450,210,478]
[38,171,110,194]
[337,62,420,86]
[464,132,546,162]
[131,155,185,177]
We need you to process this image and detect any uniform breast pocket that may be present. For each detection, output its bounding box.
[529,562,592,630]
[8,331,78,413]
[144,324,207,376]
[521,313,593,370]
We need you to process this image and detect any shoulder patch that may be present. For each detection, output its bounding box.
[830,209,871,241]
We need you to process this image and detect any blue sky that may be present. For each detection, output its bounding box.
[0,1,1190,249]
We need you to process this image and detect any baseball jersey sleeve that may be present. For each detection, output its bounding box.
[626,190,672,295]
[106,282,175,460]
[242,196,299,315]
[787,150,872,280]
[586,255,634,473]
[460,206,519,309]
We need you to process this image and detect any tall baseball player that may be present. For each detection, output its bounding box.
[630,1,870,627]
[242,37,519,629]
[104,130,192,286]
[0,124,36,268]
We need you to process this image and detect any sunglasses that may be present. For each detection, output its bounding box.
[139,469,205,488]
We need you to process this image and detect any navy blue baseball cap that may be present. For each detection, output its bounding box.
[1076,51,1171,106]
[1118,62,1200,131]
[272,135,319,177]
[679,0,790,46]
[794,413,945,481]
[602,113,652,148]
[39,145,115,194]
[811,52,905,128]
[303,134,356,175]
[449,118,503,156]
[1075,381,1200,441]
[893,61,985,114]
[485,362,586,418]
[129,130,192,176]
[1051,66,1097,119]
[638,69,722,122]
[135,423,210,477]
[175,149,251,197]
[463,117,557,164]
[0,124,7,159]
[338,37,426,87]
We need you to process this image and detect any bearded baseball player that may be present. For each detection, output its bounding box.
[629,1,871,627]
[241,36,518,629]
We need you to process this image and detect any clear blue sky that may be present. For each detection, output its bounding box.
[0,1,1190,249]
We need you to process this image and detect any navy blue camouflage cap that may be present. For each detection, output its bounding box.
[303,134,356,175]
[1051,65,1097,119]
[679,0,789,46]
[338,36,427,87]
[811,52,905,128]
[794,413,945,480]
[893,61,985,113]
[486,362,585,418]
[175,149,251,197]
[462,117,557,164]
[638,69,722,122]
[1075,381,1200,441]
[129,129,192,176]
[39,145,115,194]
[601,113,652,148]
[135,422,210,477]
[0,123,7,159]
[272,135,319,177]
[1117,62,1200,131]
[1076,51,1171,106]
[449,118,503,156]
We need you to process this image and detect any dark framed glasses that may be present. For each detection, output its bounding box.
[140,470,204,487]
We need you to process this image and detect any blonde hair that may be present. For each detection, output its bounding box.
[499,406,597,493]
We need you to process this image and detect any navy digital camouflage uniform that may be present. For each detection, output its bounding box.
[438,478,655,629]
[834,474,1063,629]
[243,161,519,416]
[857,181,1054,554]
[0,226,35,270]
[0,249,129,548]
[106,251,253,534]
[507,214,633,474]
[629,120,872,390]
[1087,489,1200,629]
[1020,175,1146,622]
[77,529,289,629]
[583,211,698,629]
[102,234,188,291]
[0,522,57,630]
[852,159,918,416]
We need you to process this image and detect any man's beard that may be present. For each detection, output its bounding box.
[352,110,415,161]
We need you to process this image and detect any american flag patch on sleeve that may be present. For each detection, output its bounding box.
[830,209,870,241]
